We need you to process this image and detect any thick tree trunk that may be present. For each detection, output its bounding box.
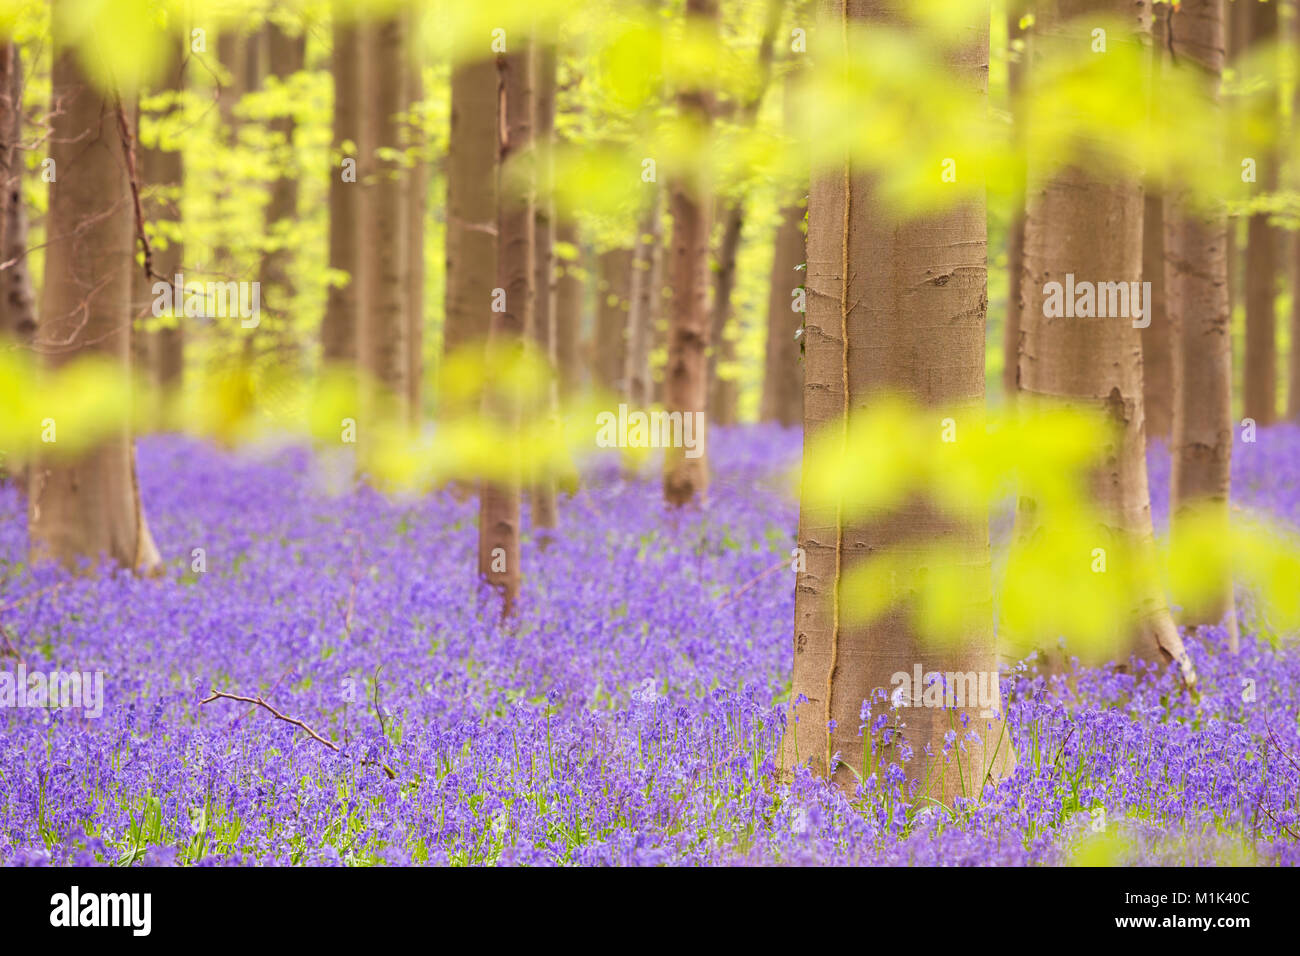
[554,220,584,399]
[626,189,664,410]
[593,246,632,396]
[358,17,408,424]
[0,44,35,347]
[1013,0,1191,681]
[253,23,304,368]
[444,58,498,358]
[1242,0,1278,425]
[478,46,534,616]
[785,0,1008,799]
[531,43,559,531]
[1164,0,1238,650]
[663,0,718,506]
[27,40,160,574]
[1141,192,1172,443]
[322,9,360,365]
[405,24,426,422]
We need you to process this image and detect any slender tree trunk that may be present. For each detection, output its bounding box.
[594,246,632,396]
[707,202,743,425]
[1013,0,1191,680]
[478,45,534,616]
[253,23,304,368]
[1290,0,1300,421]
[405,23,426,422]
[444,58,498,358]
[785,0,1009,798]
[1004,10,1028,401]
[554,219,584,399]
[358,17,408,425]
[27,39,161,574]
[626,190,664,411]
[322,8,360,365]
[663,0,718,506]
[531,43,559,531]
[0,44,36,347]
[760,65,806,426]
[1243,0,1278,425]
[1164,0,1238,651]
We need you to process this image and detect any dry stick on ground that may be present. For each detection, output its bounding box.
[200,689,396,780]
[0,621,21,662]
[0,580,66,614]
[717,558,789,608]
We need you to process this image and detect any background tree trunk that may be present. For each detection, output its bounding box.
[478,45,534,616]
[405,22,426,422]
[531,43,559,531]
[322,9,360,365]
[444,58,499,359]
[663,0,718,506]
[358,17,408,425]
[0,43,36,347]
[625,189,664,411]
[1243,0,1278,426]
[554,220,584,399]
[27,41,160,574]
[1164,0,1238,651]
[1013,0,1191,680]
[1003,9,1028,401]
[707,202,742,425]
[785,0,1008,799]
[1141,191,1172,443]
[1290,0,1300,421]
[593,246,632,396]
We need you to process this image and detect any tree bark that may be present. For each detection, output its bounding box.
[1290,0,1300,421]
[625,190,664,412]
[1004,10,1028,401]
[358,17,408,425]
[1242,0,1278,426]
[444,57,499,359]
[663,0,718,506]
[1141,193,1173,443]
[1013,0,1191,680]
[27,39,161,574]
[554,219,584,399]
[785,0,1009,799]
[478,45,534,616]
[707,201,743,425]
[1164,0,1238,650]
[322,8,360,365]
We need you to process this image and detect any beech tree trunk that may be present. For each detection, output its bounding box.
[663,0,718,506]
[554,220,584,399]
[1003,10,1028,400]
[253,22,304,368]
[322,8,360,364]
[27,39,161,574]
[405,22,426,421]
[1291,0,1300,421]
[444,57,498,358]
[358,17,408,424]
[1163,0,1238,651]
[531,43,559,531]
[1013,0,1191,680]
[1242,0,1278,425]
[478,45,534,616]
[625,190,664,411]
[760,69,805,426]
[785,0,1009,799]
[0,43,36,347]
[1141,191,1172,443]
[707,202,743,425]
[594,246,632,396]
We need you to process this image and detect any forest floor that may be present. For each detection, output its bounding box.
[1,424,1298,865]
